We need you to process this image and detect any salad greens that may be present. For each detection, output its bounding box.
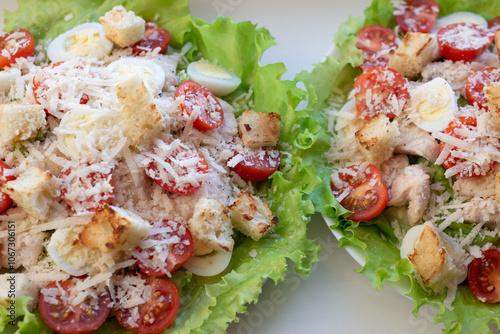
[1,0,320,333]
[296,0,500,333]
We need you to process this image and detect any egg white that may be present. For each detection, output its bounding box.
[47,22,113,62]
[108,57,165,96]
[186,61,241,96]
[47,227,91,277]
[433,12,488,32]
[183,250,232,277]
[410,77,457,133]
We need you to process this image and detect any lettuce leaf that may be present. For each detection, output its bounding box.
[297,0,500,333]
[3,0,320,333]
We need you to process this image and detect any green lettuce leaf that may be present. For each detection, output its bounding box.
[3,0,320,333]
[296,0,500,333]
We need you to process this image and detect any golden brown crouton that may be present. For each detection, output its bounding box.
[408,224,456,292]
[1,166,59,218]
[188,198,234,252]
[0,104,46,145]
[355,114,399,167]
[115,75,162,147]
[389,32,439,79]
[228,190,278,241]
[495,172,500,202]
[238,110,281,148]
[79,205,150,253]
[484,83,500,118]
[99,5,145,48]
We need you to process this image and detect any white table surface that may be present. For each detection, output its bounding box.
[0,0,446,333]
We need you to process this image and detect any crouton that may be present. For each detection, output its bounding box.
[496,31,500,59]
[99,5,145,48]
[355,114,399,166]
[188,198,234,252]
[228,190,278,241]
[484,83,500,117]
[115,75,163,147]
[496,172,500,202]
[1,166,59,219]
[407,224,457,292]
[0,104,46,145]
[79,205,151,253]
[238,110,281,148]
[389,32,439,79]
[0,274,39,310]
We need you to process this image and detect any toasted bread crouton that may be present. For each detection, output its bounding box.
[355,114,399,166]
[79,205,151,253]
[228,190,278,241]
[115,75,162,147]
[99,5,145,48]
[495,172,500,202]
[484,83,500,117]
[238,110,281,148]
[389,32,439,79]
[1,166,59,218]
[188,198,234,252]
[0,274,38,310]
[408,224,457,292]
[496,31,500,59]
[0,104,46,145]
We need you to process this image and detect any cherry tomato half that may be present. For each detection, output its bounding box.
[0,29,35,69]
[465,67,500,111]
[0,161,15,213]
[146,142,209,195]
[32,61,89,116]
[115,275,179,334]
[59,165,114,213]
[468,248,500,303]
[38,280,111,334]
[231,149,281,182]
[394,0,439,33]
[355,25,398,71]
[353,67,409,120]
[439,117,496,178]
[437,23,494,62]
[132,22,171,55]
[331,164,388,222]
[176,80,224,131]
[135,220,194,277]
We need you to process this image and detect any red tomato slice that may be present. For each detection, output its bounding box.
[355,25,398,71]
[439,116,495,178]
[331,164,388,222]
[465,67,500,111]
[437,23,494,62]
[353,67,409,120]
[394,0,439,33]
[32,61,89,116]
[0,161,15,213]
[146,142,209,195]
[59,165,114,212]
[231,149,281,182]
[135,219,194,277]
[176,80,224,131]
[468,248,500,303]
[0,29,35,69]
[132,22,171,55]
[115,275,179,334]
[38,280,111,334]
